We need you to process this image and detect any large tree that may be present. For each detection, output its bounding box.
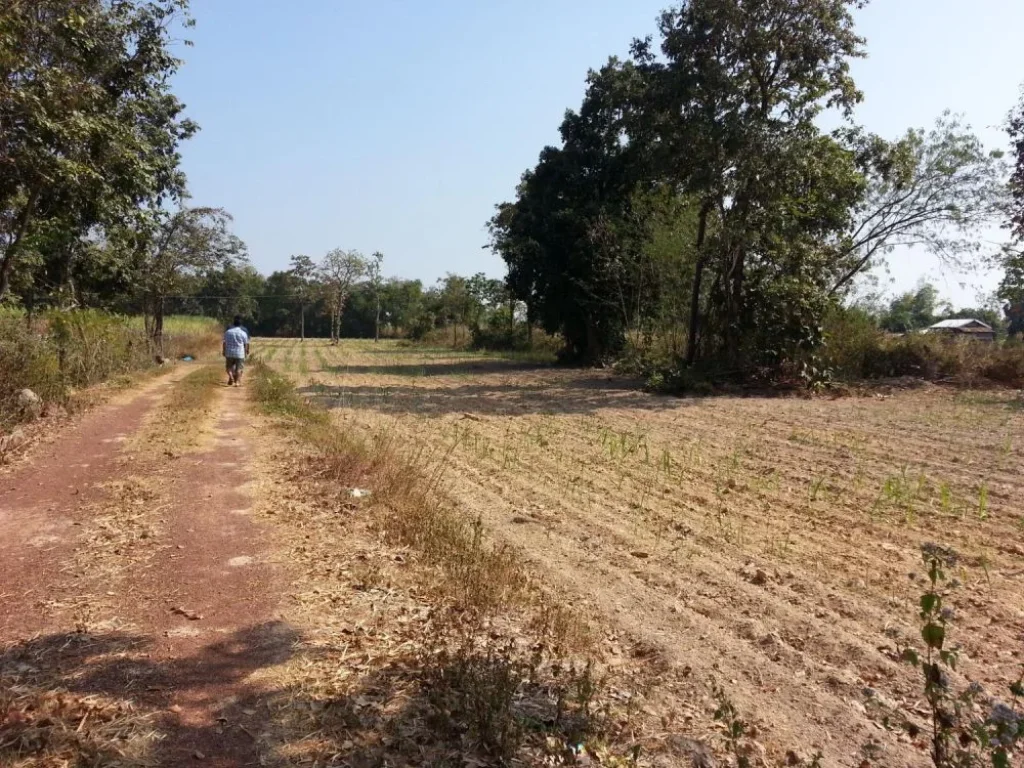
[489,61,651,362]
[0,0,196,302]
[829,115,1008,297]
[124,207,247,350]
[367,251,384,342]
[288,254,317,341]
[632,0,868,365]
[1008,90,1024,242]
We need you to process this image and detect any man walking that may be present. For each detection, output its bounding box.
[223,315,250,386]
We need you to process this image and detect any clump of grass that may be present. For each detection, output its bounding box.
[251,362,528,616]
[423,633,604,763]
[873,464,928,521]
[134,365,224,455]
[165,364,224,411]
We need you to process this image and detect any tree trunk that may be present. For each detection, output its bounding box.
[721,245,746,361]
[685,203,712,367]
[329,291,339,344]
[300,303,305,341]
[375,294,381,342]
[0,189,40,303]
[153,297,165,356]
[585,317,600,365]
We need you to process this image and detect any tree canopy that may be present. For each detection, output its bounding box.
[0,0,199,302]
[489,0,1013,375]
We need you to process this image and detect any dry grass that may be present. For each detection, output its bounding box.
[252,361,535,619]
[246,361,653,766]
[130,364,224,456]
[258,337,1024,766]
[0,312,221,432]
[0,657,158,768]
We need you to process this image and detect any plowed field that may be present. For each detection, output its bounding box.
[263,338,1024,766]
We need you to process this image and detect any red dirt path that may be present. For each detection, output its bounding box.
[0,370,288,767]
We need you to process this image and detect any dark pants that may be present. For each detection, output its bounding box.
[226,357,244,379]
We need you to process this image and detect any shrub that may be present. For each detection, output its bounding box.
[406,311,437,341]
[980,340,1024,386]
[822,307,1024,387]
[616,306,1024,392]
[0,311,220,429]
[470,316,563,357]
[470,317,530,351]
[0,317,63,414]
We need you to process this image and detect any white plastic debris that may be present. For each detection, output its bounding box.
[349,488,372,499]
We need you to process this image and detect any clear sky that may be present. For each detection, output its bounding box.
[173,1,1024,308]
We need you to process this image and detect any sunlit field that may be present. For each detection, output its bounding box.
[261,337,1024,764]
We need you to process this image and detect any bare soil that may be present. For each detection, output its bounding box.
[269,338,1024,768]
[0,366,287,767]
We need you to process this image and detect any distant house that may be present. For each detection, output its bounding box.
[924,318,996,342]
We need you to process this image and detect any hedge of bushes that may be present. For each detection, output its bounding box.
[0,311,220,429]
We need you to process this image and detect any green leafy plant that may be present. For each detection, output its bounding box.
[899,544,1024,767]
[712,683,751,768]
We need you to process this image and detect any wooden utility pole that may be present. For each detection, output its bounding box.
[375,293,381,342]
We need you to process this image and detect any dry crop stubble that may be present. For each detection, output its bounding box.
[245,361,653,766]
[263,339,1024,765]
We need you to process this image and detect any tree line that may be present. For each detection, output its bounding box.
[159,252,518,347]
[487,0,1023,378]
[4,0,1023,371]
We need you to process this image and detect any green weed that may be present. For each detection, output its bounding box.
[899,544,1024,766]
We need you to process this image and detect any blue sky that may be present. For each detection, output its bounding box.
[174,1,1024,307]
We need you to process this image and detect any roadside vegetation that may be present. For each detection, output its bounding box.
[0,312,220,432]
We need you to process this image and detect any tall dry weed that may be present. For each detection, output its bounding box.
[0,311,220,429]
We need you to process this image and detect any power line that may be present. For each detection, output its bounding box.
[159,294,309,299]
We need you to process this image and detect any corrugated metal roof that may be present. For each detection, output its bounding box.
[928,318,993,330]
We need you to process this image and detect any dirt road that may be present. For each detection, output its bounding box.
[0,367,287,766]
